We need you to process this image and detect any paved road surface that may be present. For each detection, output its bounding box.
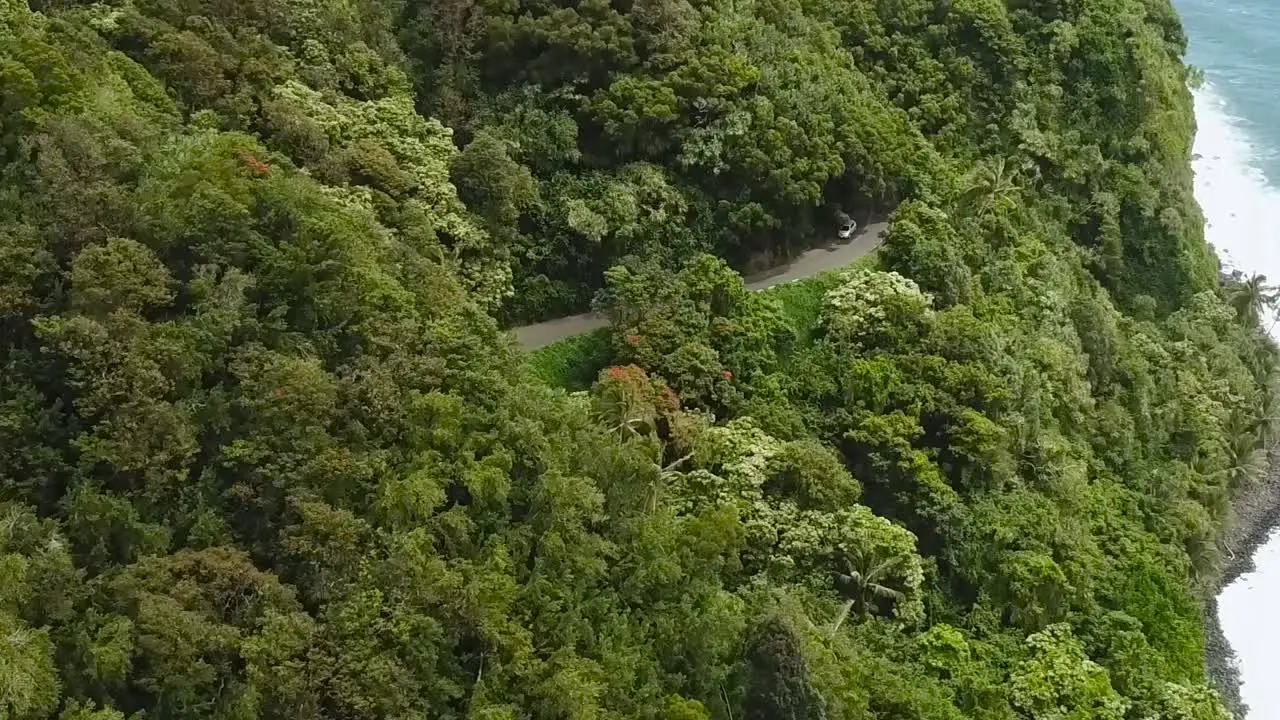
[513,220,890,350]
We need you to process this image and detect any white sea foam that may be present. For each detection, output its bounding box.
[1197,83,1280,720]
[1193,85,1280,284]
[1218,528,1280,719]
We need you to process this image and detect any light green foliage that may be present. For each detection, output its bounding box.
[821,269,934,347]
[0,506,71,719]
[675,418,784,512]
[1010,624,1128,720]
[272,80,509,306]
[773,506,926,624]
[0,612,60,720]
[1149,682,1233,720]
[58,702,128,720]
[526,329,614,390]
[667,417,924,624]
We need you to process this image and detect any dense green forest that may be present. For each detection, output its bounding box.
[2,0,1278,716]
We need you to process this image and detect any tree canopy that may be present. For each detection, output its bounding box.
[0,0,1273,717]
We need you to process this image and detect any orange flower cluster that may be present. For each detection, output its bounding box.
[600,364,680,415]
[241,153,271,177]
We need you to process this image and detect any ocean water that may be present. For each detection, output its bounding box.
[1176,0,1280,716]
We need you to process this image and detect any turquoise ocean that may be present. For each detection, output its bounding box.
[1177,0,1280,716]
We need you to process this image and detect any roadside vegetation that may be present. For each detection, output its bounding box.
[526,329,613,390]
[526,253,877,389]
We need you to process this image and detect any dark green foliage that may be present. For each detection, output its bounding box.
[395,0,943,322]
[743,616,828,720]
[0,0,1274,717]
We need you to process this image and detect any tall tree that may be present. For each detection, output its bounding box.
[743,616,827,720]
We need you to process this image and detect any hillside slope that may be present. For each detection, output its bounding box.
[0,0,1276,718]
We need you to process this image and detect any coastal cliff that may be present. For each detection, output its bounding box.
[0,0,1274,716]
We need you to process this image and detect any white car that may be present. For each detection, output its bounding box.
[838,219,857,239]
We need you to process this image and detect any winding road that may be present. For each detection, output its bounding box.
[512,220,891,350]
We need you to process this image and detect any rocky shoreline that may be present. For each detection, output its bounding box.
[1204,445,1280,718]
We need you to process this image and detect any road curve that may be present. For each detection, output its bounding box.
[513,220,891,350]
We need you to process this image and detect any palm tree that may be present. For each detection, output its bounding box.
[645,450,692,513]
[1255,377,1280,445]
[1224,272,1279,327]
[1202,380,1280,483]
[960,157,1022,221]
[1216,423,1270,490]
[829,548,906,633]
[1245,337,1280,380]
[592,372,658,441]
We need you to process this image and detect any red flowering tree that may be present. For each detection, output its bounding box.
[594,254,791,409]
[241,153,271,177]
[592,364,680,439]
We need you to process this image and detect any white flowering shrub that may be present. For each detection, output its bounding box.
[270,81,512,307]
[769,505,926,624]
[1151,682,1232,720]
[668,418,779,514]
[665,415,926,624]
[821,269,933,345]
[1010,624,1129,720]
